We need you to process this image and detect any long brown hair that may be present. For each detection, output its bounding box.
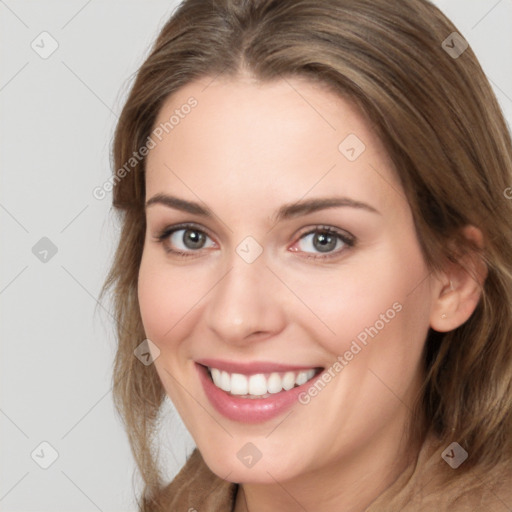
[101,0,512,508]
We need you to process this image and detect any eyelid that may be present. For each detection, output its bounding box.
[153,222,217,256]
[289,225,356,259]
[154,221,214,240]
[293,225,355,246]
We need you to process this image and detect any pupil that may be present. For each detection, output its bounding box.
[314,232,336,252]
[184,230,205,249]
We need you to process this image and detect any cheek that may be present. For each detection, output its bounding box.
[289,241,431,359]
[137,252,203,409]
[137,249,219,349]
[138,252,190,344]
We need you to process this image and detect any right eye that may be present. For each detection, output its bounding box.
[155,224,216,257]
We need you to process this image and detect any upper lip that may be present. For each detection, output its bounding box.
[196,358,323,375]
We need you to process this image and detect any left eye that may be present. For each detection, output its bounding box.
[294,229,353,255]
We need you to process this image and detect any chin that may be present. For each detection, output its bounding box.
[196,438,310,485]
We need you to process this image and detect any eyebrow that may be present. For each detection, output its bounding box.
[145,193,380,221]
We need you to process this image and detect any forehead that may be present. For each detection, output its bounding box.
[145,76,405,220]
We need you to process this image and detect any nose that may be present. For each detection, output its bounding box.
[203,251,287,345]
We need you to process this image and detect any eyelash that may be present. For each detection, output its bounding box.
[294,225,355,260]
[153,222,356,260]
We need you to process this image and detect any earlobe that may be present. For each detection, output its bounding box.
[429,225,488,333]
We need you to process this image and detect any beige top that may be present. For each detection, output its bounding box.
[161,438,512,511]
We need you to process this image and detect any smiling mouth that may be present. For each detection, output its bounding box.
[205,366,323,399]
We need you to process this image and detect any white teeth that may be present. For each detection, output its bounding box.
[211,367,221,385]
[267,373,282,394]
[207,367,318,397]
[282,371,296,390]
[220,371,231,392]
[296,370,315,386]
[248,374,267,395]
[230,373,248,395]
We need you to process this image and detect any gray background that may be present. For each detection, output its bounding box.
[1,1,511,510]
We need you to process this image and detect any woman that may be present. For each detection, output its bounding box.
[102,0,512,510]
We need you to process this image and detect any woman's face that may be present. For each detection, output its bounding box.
[138,76,440,483]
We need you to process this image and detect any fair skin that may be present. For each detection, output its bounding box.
[138,76,484,511]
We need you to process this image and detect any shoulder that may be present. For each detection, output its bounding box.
[368,435,512,511]
[161,448,237,511]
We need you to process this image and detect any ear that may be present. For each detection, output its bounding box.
[430,225,488,333]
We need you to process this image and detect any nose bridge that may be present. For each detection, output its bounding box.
[204,246,285,343]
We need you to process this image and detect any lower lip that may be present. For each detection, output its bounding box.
[196,363,318,424]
